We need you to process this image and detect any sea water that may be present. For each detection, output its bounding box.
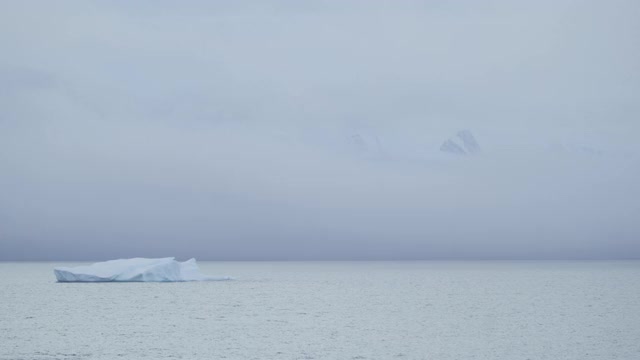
[1,261,639,359]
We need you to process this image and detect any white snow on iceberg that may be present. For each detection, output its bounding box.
[54,257,230,282]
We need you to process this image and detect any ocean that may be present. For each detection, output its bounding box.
[1,261,639,359]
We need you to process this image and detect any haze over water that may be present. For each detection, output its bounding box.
[1,0,640,261]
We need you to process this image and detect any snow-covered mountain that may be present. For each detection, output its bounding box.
[440,130,481,156]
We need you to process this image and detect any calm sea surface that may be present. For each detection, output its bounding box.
[1,261,639,360]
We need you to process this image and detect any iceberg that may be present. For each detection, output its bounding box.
[54,257,229,282]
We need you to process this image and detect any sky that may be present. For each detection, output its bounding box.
[1,0,639,260]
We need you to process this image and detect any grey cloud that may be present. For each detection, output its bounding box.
[1,0,639,260]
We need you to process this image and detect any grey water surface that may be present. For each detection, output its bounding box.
[1,261,640,360]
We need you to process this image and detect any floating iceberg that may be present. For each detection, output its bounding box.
[54,257,229,282]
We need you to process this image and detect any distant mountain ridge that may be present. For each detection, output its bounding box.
[440,130,481,155]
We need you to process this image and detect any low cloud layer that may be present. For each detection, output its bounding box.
[1,1,639,260]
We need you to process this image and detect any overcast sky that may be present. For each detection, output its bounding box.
[1,0,639,260]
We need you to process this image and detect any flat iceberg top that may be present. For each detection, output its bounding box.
[54,257,230,282]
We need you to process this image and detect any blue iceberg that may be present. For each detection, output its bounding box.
[54,257,229,282]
